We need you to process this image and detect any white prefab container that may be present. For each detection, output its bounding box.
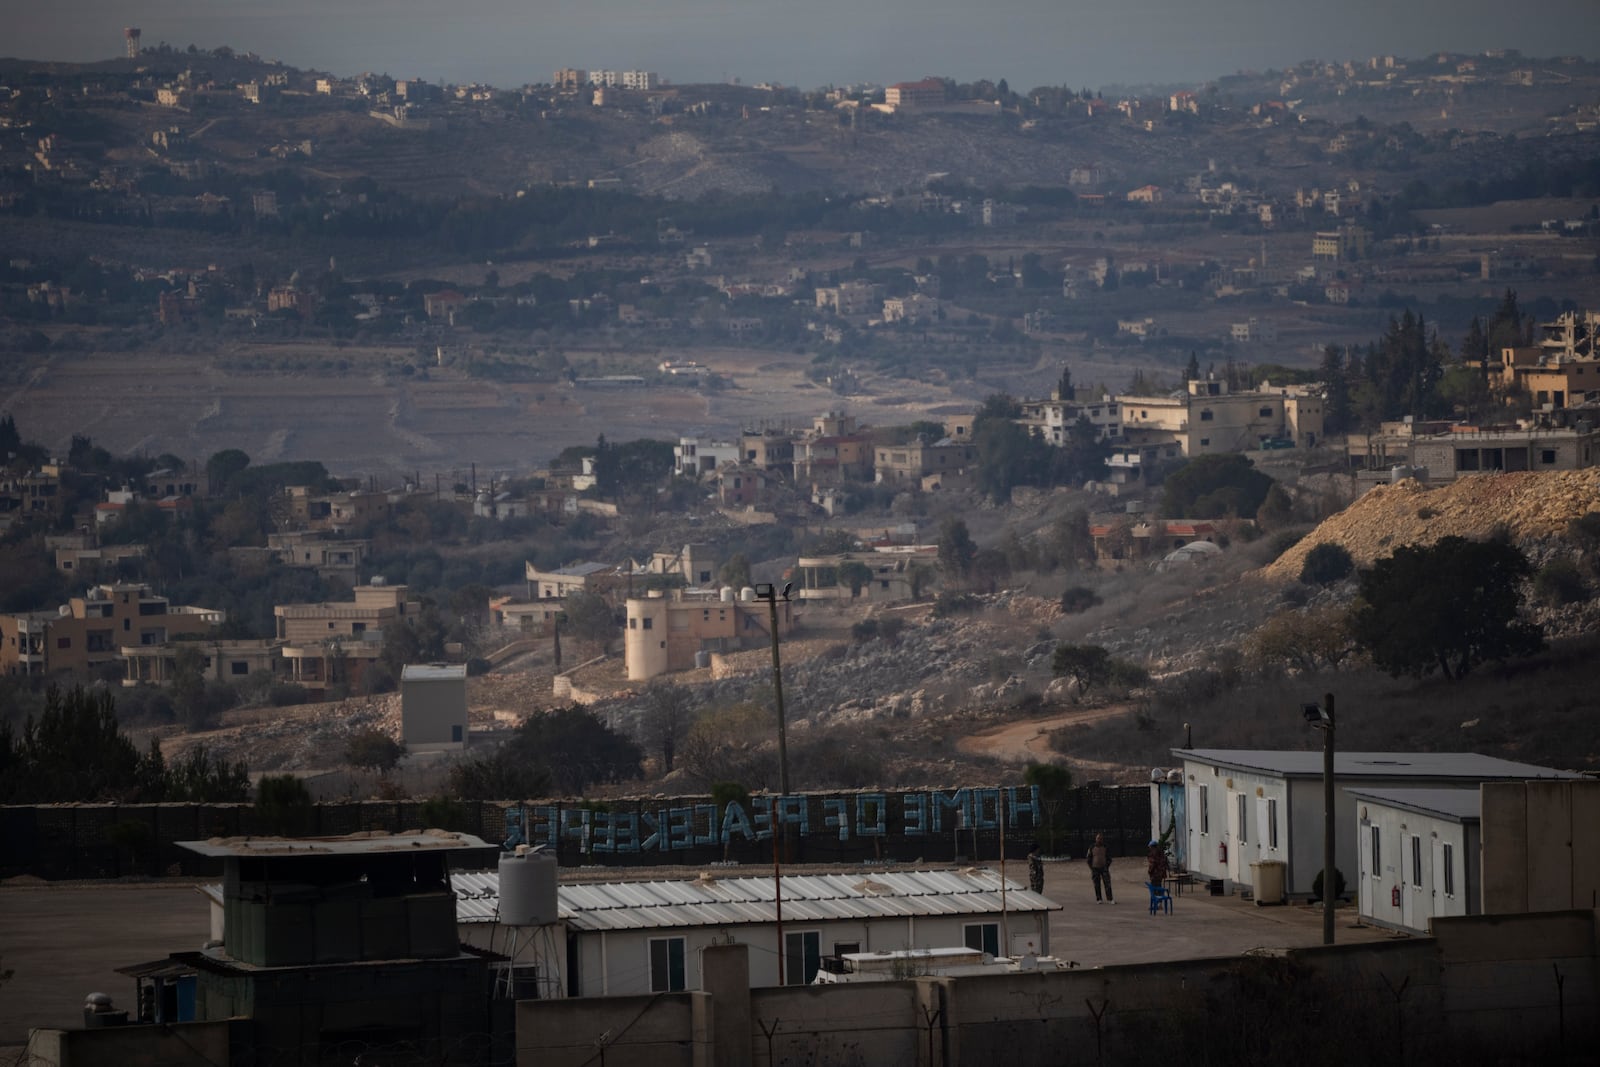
[498,849,559,927]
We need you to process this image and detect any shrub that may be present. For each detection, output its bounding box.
[418,795,472,832]
[1533,559,1587,606]
[932,592,979,617]
[1311,866,1347,902]
[1059,586,1102,614]
[1299,542,1354,586]
[268,682,311,707]
[850,619,879,641]
[255,774,313,836]
[1266,528,1307,562]
[344,728,404,771]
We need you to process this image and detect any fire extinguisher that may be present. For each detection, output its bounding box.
[1391,885,1401,907]
[1218,840,1228,864]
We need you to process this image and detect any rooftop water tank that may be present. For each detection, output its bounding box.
[498,847,558,927]
[720,586,735,603]
[739,586,756,602]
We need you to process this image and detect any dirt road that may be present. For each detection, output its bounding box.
[956,704,1135,767]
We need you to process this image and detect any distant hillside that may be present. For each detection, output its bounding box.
[1263,470,1600,581]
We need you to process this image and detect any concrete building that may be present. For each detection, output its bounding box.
[873,438,977,489]
[814,280,878,316]
[452,866,1057,993]
[1163,749,1580,899]
[675,435,743,479]
[525,560,614,601]
[121,637,281,688]
[792,545,938,603]
[1016,394,1123,445]
[401,663,469,752]
[0,583,220,678]
[623,587,793,681]
[885,79,946,110]
[1118,378,1324,456]
[274,582,418,644]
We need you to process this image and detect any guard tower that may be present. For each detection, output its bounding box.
[124,27,141,59]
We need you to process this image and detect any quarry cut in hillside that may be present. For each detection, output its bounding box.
[1263,469,1600,581]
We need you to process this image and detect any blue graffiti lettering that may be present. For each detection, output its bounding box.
[822,798,849,841]
[856,793,888,837]
[903,792,927,836]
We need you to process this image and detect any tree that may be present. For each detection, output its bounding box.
[205,449,251,495]
[345,728,405,772]
[937,518,977,583]
[1248,606,1357,673]
[464,706,643,797]
[717,553,752,590]
[1161,454,1274,519]
[837,560,873,597]
[1351,536,1543,679]
[1299,543,1354,586]
[1024,762,1073,854]
[0,687,141,803]
[1051,644,1113,699]
[1060,586,1101,614]
[255,775,314,835]
[561,589,617,651]
[642,682,697,773]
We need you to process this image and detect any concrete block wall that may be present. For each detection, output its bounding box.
[1482,780,1600,914]
[517,993,711,1067]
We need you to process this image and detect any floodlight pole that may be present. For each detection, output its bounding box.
[1321,692,1336,946]
[756,582,792,983]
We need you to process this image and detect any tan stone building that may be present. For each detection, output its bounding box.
[0,583,220,678]
[1117,379,1324,456]
[624,588,794,681]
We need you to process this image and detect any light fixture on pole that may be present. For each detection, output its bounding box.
[754,581,793,982]
[1303,694,1335,946]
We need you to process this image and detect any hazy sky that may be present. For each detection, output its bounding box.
[5,2,1597,90]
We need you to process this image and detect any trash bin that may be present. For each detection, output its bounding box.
[1250,860,1287,906]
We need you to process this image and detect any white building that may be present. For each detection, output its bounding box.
[1161,749,1579,899]
[675,434,743,478]
[452,867,1057,994]
[1347,787,1479,935]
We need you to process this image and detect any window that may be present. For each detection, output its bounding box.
[1200,410,1214,421]
[628,618,637,629]
[1370,825,1381,878]
[230,661,249,676]
[1267,799,1279,849]
[1198,784,1209,834]
[784,930,821,985]
[649,937,686,992]
[1199,438,1210,447]
[1442,843,1455,897]
[1541,450,1557,464]
[56,637,71,649]
[642,617,653,630]
[1410,835,1422,887]
[963,922,1000,957]
[1237,794,1247,843]
[1259,407,1273,418]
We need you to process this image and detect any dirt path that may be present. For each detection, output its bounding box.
[956,703,1136,765]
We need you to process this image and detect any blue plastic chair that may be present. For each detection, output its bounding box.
[1146,881,1173,915]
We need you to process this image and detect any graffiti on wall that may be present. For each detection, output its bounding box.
[505,786,1043,854]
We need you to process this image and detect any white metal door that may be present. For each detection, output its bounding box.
[1010,932,1041,958]
[1254,796,1270,863]
[1226,792,1242,884]
[1401,835,1418,929]
[1358,821,1372,918]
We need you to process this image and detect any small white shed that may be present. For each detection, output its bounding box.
[1348,787,1480,934]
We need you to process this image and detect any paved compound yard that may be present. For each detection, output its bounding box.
[0,862,1395,1049]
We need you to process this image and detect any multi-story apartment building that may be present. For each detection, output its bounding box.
[0,583,221,678]
[885,79,946,109]
[621,70,659,90]
[1017,394,1123,446]
[674,434,743,478]
[1118,379,1325,456]
[1498,311,1600,408]
[881,293,938,324]
[553,68,587,90]
[273,581,417,644]
[814,281,878,316]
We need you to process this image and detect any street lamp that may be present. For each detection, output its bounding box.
[754,581,792,983]
[1303,693,1335,946]
[753,583,792,796]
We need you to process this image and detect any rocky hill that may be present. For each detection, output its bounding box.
[1263,470,1600,581]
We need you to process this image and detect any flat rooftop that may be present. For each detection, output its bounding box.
[178,830,490,858]
[1172,749,1581,780]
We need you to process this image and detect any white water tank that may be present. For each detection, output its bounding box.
[720,586,735,603]
[498,848,558,927]
[739,586,756,602]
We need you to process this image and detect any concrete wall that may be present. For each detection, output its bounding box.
[517,992,711,1067]
[1482,779,1600,915]
[25,1020,233,1066]
[515,914,1600,1067]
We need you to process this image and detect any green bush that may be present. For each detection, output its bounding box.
[1299,542,1354,586]
[1059,586,1102,614]
[1533,559,1587,606]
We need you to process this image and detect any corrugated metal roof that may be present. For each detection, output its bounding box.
[179,830,491,858]
[1173,749,1581,781]
[450,868,1057,932]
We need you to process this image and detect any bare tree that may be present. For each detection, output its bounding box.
[642,681,698,774]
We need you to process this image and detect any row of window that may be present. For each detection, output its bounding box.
[1194,784,1279,850]
[646,922,1004,991]
[1370,826,1455,898]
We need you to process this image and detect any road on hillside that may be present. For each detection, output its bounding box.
[956,703,1135,767]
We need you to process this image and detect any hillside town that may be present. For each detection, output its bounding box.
[2,20,1600,1067]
